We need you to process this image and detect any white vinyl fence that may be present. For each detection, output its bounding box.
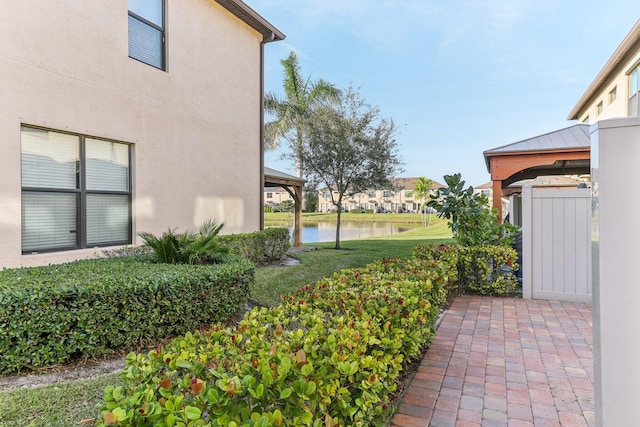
[521,186,591,302]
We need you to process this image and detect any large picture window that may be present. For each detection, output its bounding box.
[21,127,132,253]
[128,0,165,70]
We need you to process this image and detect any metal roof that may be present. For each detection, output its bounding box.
[483,124,590,172]
[568,19,640,120]
[214,0,285,42]
[484,124,590,156]
[264,166,305,187]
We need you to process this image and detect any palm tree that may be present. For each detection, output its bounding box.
[264,51,340,178]
[411,176,435,227]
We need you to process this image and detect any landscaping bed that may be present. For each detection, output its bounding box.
[0,255,255,374]
[96,257,449,426]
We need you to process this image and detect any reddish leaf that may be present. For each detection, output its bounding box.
[103,413,117,426]
[190,380,204,395]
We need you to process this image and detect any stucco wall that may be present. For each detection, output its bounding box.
[0,0,263,267]
[591,117,640,427]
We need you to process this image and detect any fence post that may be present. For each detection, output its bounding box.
[521,185,532,299]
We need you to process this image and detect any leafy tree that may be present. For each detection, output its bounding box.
[410,176,435,227]
[264,51,340,177]
[304,191,318,213]
[298,86,404,249]
[278,199,295,214]
[426,173,518,247]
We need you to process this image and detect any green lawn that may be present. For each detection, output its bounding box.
[0,373,122,427]
[0,221,452,427]
[253,219,452,306]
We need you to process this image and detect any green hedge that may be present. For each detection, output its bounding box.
[414,244,519,296]
[217,228,291,264]
[0,255,254,373]
[96,257,447,426]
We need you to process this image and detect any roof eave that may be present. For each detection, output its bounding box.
[214,0,285,42]
[483,146,590,173]
[568,19,640,120]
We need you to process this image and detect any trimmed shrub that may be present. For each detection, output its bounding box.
[217,228,291,264]
[457,245,519,296]
[96,257,447,426]
[414,244,519,296]
[0,255,254,373]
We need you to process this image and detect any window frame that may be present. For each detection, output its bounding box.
[128,0,166,70]
[628,65,640,117]
[21,126,132,254]
[609,86,617,104]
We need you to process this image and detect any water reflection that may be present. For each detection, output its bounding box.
[264,220,416,243]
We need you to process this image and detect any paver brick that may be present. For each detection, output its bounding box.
[389,297,593,427]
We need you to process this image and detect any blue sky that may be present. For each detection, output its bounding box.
[255,1,638,187]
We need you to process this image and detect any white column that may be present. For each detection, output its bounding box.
[591,117,640,427]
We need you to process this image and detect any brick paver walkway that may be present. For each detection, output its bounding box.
[390,296,593,427]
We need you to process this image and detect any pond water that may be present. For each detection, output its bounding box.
[264,220,417,244]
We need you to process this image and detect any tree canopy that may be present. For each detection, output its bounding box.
[264,51,340,177]
[298,86,404,248]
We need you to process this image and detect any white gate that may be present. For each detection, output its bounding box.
[521,186,592,302]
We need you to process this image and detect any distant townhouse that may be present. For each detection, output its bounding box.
[264,187,294,207]
[0,0,283,267]
[316,177,444,213]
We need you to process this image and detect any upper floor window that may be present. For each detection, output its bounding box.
[266,192,273,199]
[629,65,640,116]
[609,86,617,104]
[404,190,412,197]
[596,101,603,115]
[128,0,165,70]
[367,191,376,198]
[383,190,393,198]
[21,127,132,253]
[582,116,590,125]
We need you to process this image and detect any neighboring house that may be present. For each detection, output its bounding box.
[0,0,283,268]
[264,187,294,207]
[316,177,443,213]
[474,182,509,221]
[568,19,640,123]
[474,182,494,199]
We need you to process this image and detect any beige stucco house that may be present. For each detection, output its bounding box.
[316,178,444,213]
[568,19,640,123]
[0,0,283,268]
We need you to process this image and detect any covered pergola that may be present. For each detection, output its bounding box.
[263,167,305,246]
[483,124,590,219]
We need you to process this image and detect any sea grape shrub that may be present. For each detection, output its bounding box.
[97,258,446,426]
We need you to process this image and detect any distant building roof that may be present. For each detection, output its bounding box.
[483,124,590,172]
[393,177,445,191]
[475,182,493,190]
